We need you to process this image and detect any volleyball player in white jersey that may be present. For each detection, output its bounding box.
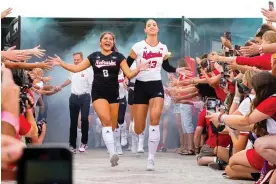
[127,62,145,154]
[126,19,185,171]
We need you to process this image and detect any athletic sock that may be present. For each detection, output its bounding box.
[148,125,160,160]
[102,127,115,157]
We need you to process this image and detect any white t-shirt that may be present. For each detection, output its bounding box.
[238,94,255,116]
[132,40,168,81]
[118,71,126,99]
[68,67,94,95]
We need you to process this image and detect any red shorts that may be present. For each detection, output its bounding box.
[246,148,265,171]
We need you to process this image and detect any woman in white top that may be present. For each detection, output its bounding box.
[126,19,185,171]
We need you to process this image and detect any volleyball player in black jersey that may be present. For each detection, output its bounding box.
[48,32,146,167]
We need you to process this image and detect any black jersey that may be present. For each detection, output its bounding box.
[88,51,125,89]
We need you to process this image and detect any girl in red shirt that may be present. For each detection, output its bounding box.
[207,72,276,181]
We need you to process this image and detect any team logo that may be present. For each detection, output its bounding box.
[142,51,162,60]
[95,60,116,68]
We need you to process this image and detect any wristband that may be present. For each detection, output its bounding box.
[218,113,224,124]
[26,109,33,113]
[1,111,19,133]
[221,114,226,125]
[259,46,263,54]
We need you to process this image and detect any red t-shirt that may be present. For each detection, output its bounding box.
[211,69,227,102]
[256,96,276,120]
[179,73,194,97]
[197,109,231,148]
[236,53,272,70]
[19,114,32,136]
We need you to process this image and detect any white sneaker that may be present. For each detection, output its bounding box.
[110,154,119,167]
[146,159,155,171]
[78,144,87,153]
[131,135,138,154]
[121,131,128,146]
[116,145,123,155]
[137,144,144,153]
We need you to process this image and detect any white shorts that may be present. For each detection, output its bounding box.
[179,104,194,134]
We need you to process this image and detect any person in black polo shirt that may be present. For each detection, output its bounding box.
[56,52,93,154]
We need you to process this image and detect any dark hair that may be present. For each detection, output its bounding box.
[145,19,157,28]
[251,72,276,136]
[200,54,208,59]
[100,32,118,52]
[255,24,273,38]
[244,39,256,47]
[195,83,217,99]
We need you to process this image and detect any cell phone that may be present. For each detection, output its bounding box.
[269,1,274,11]
[220,77,228,89]
[225,52,230,57]
[17,146,72,184]
[235,45,241,50]
[206,98,217,115]
[223,31,232,41]
[229,49,234,57]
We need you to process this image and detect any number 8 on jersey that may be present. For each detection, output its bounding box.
[103,69,109,77]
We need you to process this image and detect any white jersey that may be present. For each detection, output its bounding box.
[118,71,126,99]
[132,40,168,82]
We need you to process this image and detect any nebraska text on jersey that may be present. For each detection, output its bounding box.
[143,51,163,60]
[95,60,116,68]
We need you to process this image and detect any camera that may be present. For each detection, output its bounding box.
[200,59,212,72]
[232,79,251,94]
[19,84,33,114]
[220,77,227,88]
[229,49,234,57]
[219,62,230,89]
[37,118,46,136]
[235,45,241,50]
[206,98,226,133]
[196,67,202,76]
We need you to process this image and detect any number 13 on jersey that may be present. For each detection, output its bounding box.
[148,60,157,68]
[103,69,109,77]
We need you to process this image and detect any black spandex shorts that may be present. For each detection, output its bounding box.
[133,80,164,105]
[92,86,119,104]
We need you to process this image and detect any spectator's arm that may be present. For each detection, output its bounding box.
[235,65,259,74]
[42,85,55,91]
[201,69,221,87]
[194,127,204,153]
[4,60,42,70]
[263,43,276,53]
[1,121,16,137]
[60,79,71,89]
[25,110,38,137]
[235,54,272,70]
